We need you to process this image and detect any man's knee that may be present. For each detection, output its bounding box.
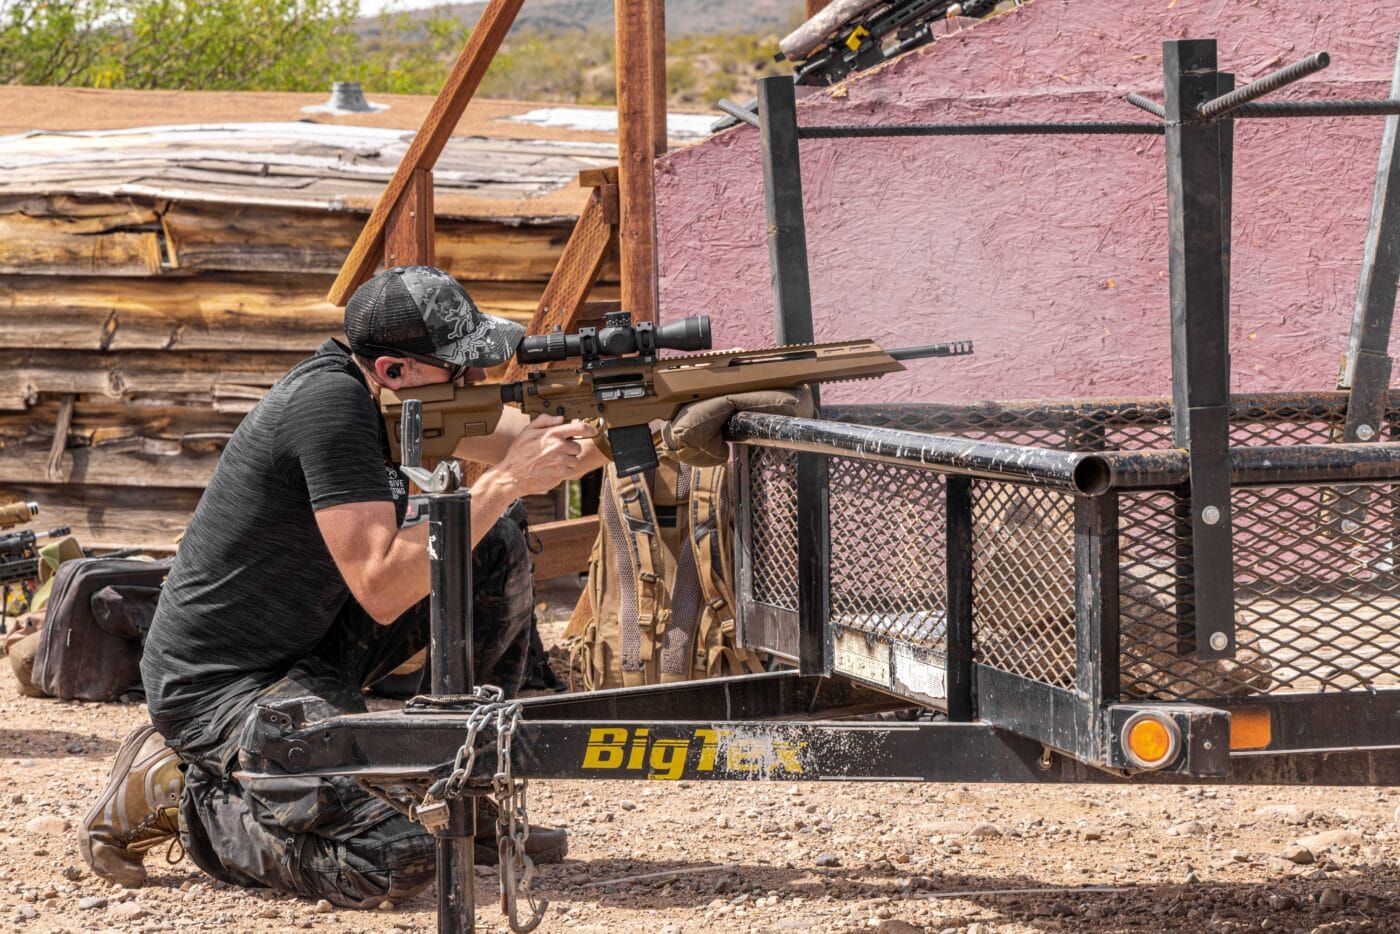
[315,821,436,908]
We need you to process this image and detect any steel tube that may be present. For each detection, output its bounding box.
[1090,443,1400,490]
[825,392,1358,436]
[726,413,1114,494]
[427,492,474,934]
[797,121,1165,138]
[1196,51,1330,120]
[428,493,472,695]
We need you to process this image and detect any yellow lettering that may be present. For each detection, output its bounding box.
[694,728,722,771]
[648,740,689,780]
[626,728,650,770]
[775,741,806,774]
[582,727,628,769]
[726,740,761,772]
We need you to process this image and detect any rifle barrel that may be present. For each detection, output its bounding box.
[889,340,974,360]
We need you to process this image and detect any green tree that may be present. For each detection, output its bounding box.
[0,0,359,90]
[1,1,116,85]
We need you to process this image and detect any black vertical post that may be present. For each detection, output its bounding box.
[758,74,830,674]
[1162,39,1236,661]
[1218,72,1234,338]
[944,477,975,722]
[1341,35,1400,445]
[757,75,813,347]
[428,492,475,934]
[1074,492,1120,763]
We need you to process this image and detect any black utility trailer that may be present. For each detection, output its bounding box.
[240,39,1400,933]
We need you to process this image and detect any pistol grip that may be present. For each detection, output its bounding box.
[608,425,659,476]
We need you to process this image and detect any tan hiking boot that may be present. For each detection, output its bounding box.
[79,725,184,887]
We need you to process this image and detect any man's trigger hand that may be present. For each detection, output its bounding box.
[662,388,815,467]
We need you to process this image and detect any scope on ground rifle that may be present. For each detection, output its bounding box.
[517,312,711,368]
[0,501,38,531]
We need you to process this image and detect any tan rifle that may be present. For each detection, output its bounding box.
[383,313,972,477]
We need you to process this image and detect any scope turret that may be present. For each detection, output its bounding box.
[517,313,711,367]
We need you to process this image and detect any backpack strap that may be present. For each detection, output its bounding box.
[612,467,666,685]
[690,465,765,676]
[657,462,705,682]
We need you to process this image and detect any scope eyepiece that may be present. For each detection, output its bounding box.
[516,313,712,366]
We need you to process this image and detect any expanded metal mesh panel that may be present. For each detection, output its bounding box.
[1119,486,1400,699]
[829,460,947,649]
[970,482,1077,688]
[828,394,1355,451]
[746,447,799,610]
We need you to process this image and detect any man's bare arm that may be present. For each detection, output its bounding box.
[318,416,594,624]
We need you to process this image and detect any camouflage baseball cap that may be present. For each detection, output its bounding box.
[344,265,525,369]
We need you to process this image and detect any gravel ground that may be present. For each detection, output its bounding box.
[1,599,1398,933]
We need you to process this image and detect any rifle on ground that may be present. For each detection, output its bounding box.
[383,312,973,478]
[0,526,70,562]
[0,526,67,625]
[780,0,1009,87]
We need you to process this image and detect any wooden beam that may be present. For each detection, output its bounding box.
[0,483,202,549]
[806,0,833,16]
[158,204,577,281]
[327,0,526,306]
[530,515,600,580]
[0,211,162,277]
[0,274,614,352]
[1,349,305,410]
[3,443,223,489]
[650,0,668,157]
[385,168,436,268]
[500,192,617,382]
[44,394,75,481]
[614,0,659,324]
[577,166,620,188]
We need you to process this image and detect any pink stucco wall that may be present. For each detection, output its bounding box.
[655,0,1400,403]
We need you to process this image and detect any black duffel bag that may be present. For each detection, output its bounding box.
[32,556,172,702]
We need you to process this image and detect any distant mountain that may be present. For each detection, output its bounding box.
[365,0,805,37]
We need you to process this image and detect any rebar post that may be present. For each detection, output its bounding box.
[1196,51,1329,120]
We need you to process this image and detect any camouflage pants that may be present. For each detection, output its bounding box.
[160,511,534,908]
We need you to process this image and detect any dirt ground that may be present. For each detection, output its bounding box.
[1,593,1399,934]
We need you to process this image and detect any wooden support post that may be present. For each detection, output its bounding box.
[806,0,832,16]
[328,0,524,305]
[650,0,668,157]
[384,168,435,268]
[615,0,659,324]
[500,192,618,382]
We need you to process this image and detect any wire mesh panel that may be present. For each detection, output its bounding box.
[1119,485,1400,698]
[828,460,947,650]
[746,447,800,611]
[970,481,1077,688]
[828,393,1355,452]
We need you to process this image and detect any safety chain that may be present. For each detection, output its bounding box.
[492,700,546,933]
[409,685,545,934]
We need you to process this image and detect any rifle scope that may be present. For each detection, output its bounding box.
[517,312,711,366]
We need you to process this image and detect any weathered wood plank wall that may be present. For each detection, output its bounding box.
[0,192,619,547]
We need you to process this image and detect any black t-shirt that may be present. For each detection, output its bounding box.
[142,340,408,732]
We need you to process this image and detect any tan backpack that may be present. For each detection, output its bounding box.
[566,457,764,689]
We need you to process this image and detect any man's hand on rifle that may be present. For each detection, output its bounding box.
[662,388,815,467]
